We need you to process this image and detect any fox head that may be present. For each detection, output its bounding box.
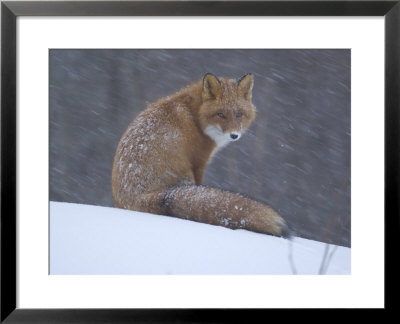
[199,73,256,148]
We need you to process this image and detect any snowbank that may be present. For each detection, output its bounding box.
[50,201,350,275]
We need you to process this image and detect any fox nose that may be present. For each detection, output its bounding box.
[230,133,239,140]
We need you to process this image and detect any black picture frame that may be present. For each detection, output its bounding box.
[1,0,398,322]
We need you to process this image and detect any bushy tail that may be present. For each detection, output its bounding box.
[136,185,289,237]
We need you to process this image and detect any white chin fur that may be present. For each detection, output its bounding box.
[204,125,239,149]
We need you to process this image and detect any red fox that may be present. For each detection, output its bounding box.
[112,73,289,237]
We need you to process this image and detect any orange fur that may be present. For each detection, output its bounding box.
[111,73,288,236]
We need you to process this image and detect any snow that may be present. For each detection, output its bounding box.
[50,201,350,275]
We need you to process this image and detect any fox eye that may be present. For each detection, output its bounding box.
[236,112,243,118]
[217,113,225,118]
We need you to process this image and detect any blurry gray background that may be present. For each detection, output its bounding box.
[50,49,350,247]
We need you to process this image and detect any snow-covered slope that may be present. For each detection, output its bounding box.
[50,202,350,275]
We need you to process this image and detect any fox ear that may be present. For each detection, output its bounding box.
[202,73,222,100]
[237,73,254,101]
